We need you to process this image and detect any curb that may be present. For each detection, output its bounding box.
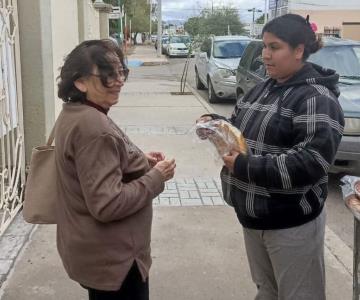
[185,82,215,114]
[142,61,169,66]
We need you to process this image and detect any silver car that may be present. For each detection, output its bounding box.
[195,35,251,103]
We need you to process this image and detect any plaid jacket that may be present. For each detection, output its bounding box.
[215,63,344,229]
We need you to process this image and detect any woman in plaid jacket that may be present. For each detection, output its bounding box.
[198,14,344,299]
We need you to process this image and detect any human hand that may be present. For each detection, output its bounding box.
[146,152,165,167]
[196,115,214,140]
[222,151,240,173]
[154,159,176,181]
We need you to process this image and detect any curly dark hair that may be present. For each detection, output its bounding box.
[57,39,129,102]
[262,14,323,61]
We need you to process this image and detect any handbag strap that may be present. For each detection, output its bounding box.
[46,117,58,146]
[46,125,55,146]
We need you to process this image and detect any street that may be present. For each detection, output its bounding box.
[154,55,354,250]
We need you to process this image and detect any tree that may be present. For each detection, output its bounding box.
[184,7,245,37]
[255,14,265,24]
[104,0,151,44]
[123,0,151,44]
[184,17,201,37]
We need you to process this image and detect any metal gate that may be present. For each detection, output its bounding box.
[0,0,25,236]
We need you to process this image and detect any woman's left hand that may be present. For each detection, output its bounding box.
[222,151,240,173]
[146,152,165,167]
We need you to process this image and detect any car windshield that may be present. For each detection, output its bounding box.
[308,45,360,78]
[170,36,191,44]
[213,40,250,58]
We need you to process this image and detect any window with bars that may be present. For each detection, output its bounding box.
[323,27,341,38]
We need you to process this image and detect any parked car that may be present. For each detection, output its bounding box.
[235,37,360,174]
[194,35,251,103]
[166,35,193,58]
[154,36,169,54]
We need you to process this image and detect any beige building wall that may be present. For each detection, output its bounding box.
[293,10,360,39]
[18,0,105,163]
[18,0,55,162]
[51,0,79,116]
[78,0,101,41]
[343,24,360,41]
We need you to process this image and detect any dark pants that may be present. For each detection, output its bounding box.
[85,263,149,300]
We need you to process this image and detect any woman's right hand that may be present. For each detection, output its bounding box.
[196,115,214,140]
[154,159,176,182]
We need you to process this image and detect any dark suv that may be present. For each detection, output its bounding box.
[235,37,360,174]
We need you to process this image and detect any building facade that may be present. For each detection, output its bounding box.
[0,0,112,236]
[268,0,360,40]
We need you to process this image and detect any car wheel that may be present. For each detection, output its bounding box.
[208,79,218,103]
[195,69,205,90]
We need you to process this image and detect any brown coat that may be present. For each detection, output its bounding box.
[55,103,164,291]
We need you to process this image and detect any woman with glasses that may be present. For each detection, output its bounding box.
[55,39,176,300]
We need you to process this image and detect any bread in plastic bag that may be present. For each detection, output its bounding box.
[341,175,360,220]
[196,119,248,157]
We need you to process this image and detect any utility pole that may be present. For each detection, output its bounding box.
[264,0,268,24]
[248,7,262,37]
[129,19,132,45]
[275,0,279,17]
[149,0,152,39]
[118,0,122,41]
[157,0,162,57]
[120,4,124,40]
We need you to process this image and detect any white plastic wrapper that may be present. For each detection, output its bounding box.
[195,119,248,158]
[341,175,360,220]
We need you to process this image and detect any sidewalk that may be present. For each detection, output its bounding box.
[0,45,354,299]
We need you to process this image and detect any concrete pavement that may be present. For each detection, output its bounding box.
[0,45,354,299]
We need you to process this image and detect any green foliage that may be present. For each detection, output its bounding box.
[184,17,201,37]
[256,14,265,24]
[105,0,152,43]
[184,7,246,37]
[122,0,150,33]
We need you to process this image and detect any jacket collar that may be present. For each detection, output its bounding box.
[83,100,109,115]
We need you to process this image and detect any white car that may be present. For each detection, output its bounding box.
[195,35,251,103]
[166,35,193,58]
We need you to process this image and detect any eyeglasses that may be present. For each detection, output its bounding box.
[90,67,129,85]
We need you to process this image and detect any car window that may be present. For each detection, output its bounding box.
[170,36,191,44]
[249,45,266,77]
[213,40,250,58]
[239,42,260,69]
[308,45,360,76]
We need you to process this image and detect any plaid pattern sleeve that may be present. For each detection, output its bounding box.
[234,93,344,189]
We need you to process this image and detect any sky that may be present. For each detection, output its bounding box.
[161,0,267,24]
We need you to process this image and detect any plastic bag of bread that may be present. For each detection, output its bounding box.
[341,175,360,220]
[195,119,249,157]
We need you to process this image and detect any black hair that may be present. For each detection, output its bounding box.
[57,39,129,103]
[262,14,322,61]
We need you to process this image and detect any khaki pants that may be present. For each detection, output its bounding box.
[243,210,326,300]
